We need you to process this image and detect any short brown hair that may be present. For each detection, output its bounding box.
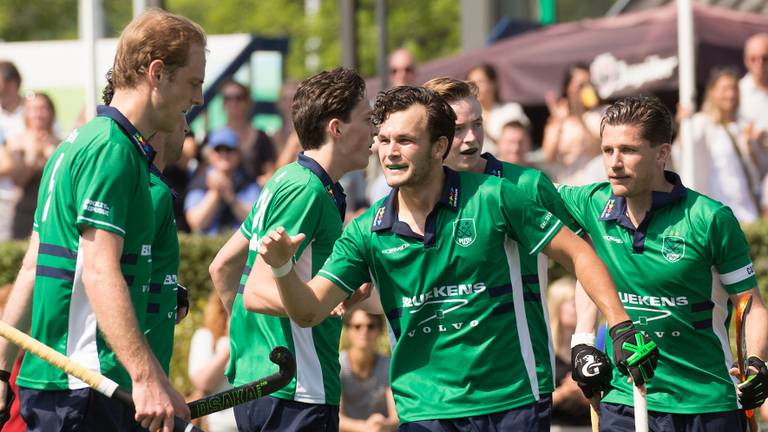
[292,68,366,151]
[422,77,478,104]
[112,9,206,90]
[372,86,456,158]
[0,61,21,87]
[600,95,673,147]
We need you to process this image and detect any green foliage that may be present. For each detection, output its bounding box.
[0,0,77,42]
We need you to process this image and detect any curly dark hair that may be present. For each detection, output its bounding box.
[600,95,673,147]
[372,86,456,158]
[102,69,115,105]
[292,67,366,151]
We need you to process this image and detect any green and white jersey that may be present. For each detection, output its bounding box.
[228,154,345,405]
[558,171,756,414]
[482,153,581,396]
[18,108,154,391]
[144,169,180,375]
[319,168,564,423]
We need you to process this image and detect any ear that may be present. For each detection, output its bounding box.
[327,118,342,139]
[147,59,166,88]
[657,143,672,166]
[434,136,449,159]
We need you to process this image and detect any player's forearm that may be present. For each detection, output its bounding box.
[573,253,628,327]
[274,271,330,327]
[209,243,248,315]
[745,289,768,359]
[574,281,599,334]
[243,263,288,316]
[186,191,221,233]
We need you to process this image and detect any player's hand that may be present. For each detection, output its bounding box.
[258,227,305,268]
[133,367,191,432]
[609,320,659,386]
[0,369,14,426]
[738,356,768,409]
[175,284,189,325]
[571,344,612,398]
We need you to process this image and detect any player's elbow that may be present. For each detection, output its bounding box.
[292,312,322,328]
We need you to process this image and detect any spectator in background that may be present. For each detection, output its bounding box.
[739,33,768,143]
[496,120,532,166]
[185,128,260,235]
[188,292,237,432]
[388,48,417,87]
[547,278,590,427]
[340,309,398,432]
[0,62,23,141]
[219,79,276,186]
[541,63,604,185]
[686,67,763,223]
[7,92,59,239]
[465,63,530,155]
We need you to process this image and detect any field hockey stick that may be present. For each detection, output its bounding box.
[736,294,759,432]
[633,384,648,432]
[0,320,202,432]
[187,346,295,418]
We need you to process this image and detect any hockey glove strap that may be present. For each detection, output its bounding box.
[0,369,14,426]
[609,320,659,386]
[739,356,768,409]
[571,343,612,398]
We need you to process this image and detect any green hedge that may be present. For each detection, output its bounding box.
[2,221,768,396]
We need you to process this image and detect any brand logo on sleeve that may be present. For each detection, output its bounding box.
[453,218,476,247]
[661,235,685,262]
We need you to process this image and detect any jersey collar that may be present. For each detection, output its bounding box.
[481,152,503,178]
[599,170,687,252]
[371,167,460,247]
[96,105,156,164]
[297,153,347,220]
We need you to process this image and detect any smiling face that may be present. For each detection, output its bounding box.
[601,123,669,198]
[152,43,206,133]
[377,104,446,189]
[444,97,484,172]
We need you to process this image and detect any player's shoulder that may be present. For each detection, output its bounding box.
[500,161,553,189]
[264,161,317,195]
[556,180,611,200]
[682,188,740,229]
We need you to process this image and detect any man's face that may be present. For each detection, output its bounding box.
[445,97,483,172]
[338,98,373,171]
[745,36,768,86]
[153,44,206,133]
[601,124,667,198]
[221,83,250,121]
[497,126,530,165]
[389,51,416,87]
[377,104,444,189]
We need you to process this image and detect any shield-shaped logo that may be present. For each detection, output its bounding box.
[661,235,685,262]
[454,218,476,247]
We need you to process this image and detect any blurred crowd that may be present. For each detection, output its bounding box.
[1,32,768,430]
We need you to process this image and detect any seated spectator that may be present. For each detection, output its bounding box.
[684,67,763,223]
[496,120,532,166]
[541,63,605,185]
[547,277,591,427]
[188,292,238,432]
[465,63,529,155]
[219,79,276,186]
[340,309,398,432]
[6,92,59,239]
[185,128,260,235]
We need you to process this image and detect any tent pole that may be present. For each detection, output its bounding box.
[677,0,702,191]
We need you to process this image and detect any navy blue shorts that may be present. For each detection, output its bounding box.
[599,402,746,432]
[232,396,339,432]
[19,387,140,432]
[399,396,550,432]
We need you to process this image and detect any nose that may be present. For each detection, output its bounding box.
[192,86,204,107]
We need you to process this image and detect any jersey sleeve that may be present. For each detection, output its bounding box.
[556,183,593,231]
[248,183,322,260]
[317,221,371,295]
[709,206,757,294]
[499,179,563,256]
[72,143,141,237]
[529,171,583,236]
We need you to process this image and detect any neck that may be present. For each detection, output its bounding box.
[1,93,20,113]
[109,87,157,139]
[625,170,673,225]
[303,145,345,182]
[399,164,444,215]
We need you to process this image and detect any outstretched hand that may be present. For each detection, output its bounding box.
[258,227,305,267]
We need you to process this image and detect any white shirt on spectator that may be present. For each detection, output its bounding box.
[739,73,768,134]
[0,104,23,142]
[188,329,238,432]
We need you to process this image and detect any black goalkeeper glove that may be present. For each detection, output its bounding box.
[739,356,768,409]
[0,369,14,426]
[571,343,612,398]
[609,320,659,386]
[176,284,189,324]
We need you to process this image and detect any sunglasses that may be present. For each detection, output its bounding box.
[213,145,236,153]
[350,323,378,331]
[223,93,248,102]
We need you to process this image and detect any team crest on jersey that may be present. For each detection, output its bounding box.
[661,235,685,262]
[453,218,476,247]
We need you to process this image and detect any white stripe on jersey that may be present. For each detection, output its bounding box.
[67,236,101,389]
[537,252,557,391]
[76,216,126,235]
[505,238,540,400]
[529,219,562,255]
[719,263,755,286]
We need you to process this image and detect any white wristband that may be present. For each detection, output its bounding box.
[270,260,293,278]
[570,332,596,348]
